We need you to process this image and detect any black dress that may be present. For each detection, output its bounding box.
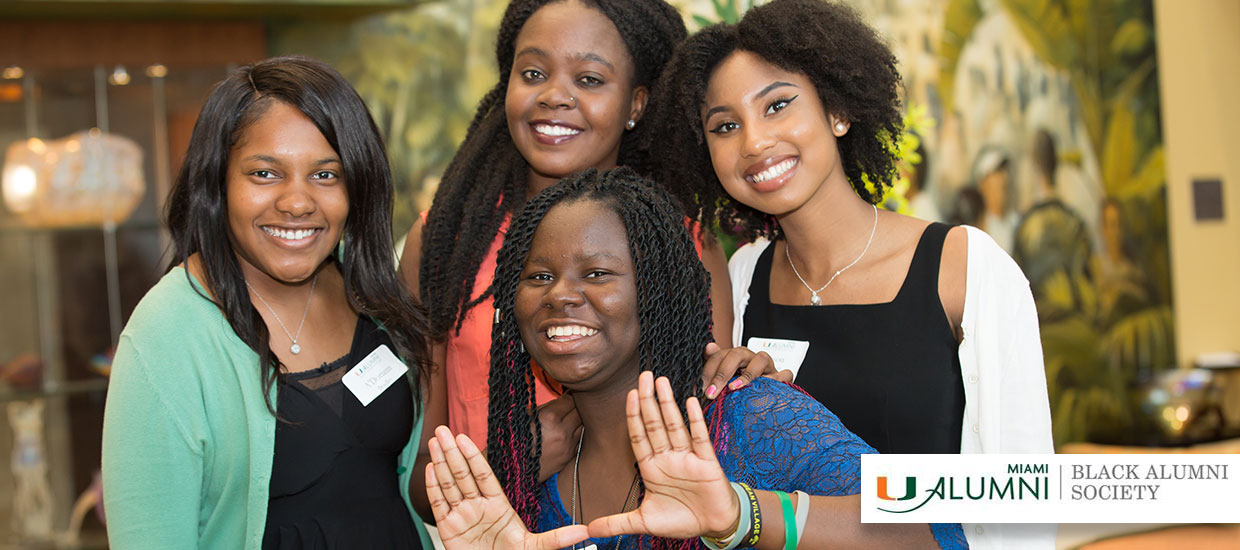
[741,222,965,454]
[262,316,422,549]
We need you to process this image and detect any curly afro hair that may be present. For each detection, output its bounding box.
[419,0,687,340]
[646,0,904,242]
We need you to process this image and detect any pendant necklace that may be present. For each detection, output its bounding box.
[245,273,317,355]
[785,203,878,305]
[571,429,640,550]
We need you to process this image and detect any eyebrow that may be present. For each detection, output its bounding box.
[757,80,798,98]
[527,250,623,265]
[242,155,341,166]
[514,47,615,72]
[576,52,615,72]
[703,80,800,121]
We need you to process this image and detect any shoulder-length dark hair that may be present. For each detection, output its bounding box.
[647,0,904,242]
[486,167,709,550]
[419,0,687,340]
[165,55,428,414]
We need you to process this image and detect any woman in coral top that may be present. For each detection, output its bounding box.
[399,0,777,519]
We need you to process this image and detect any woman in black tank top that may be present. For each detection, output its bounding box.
[646,0,1050,464]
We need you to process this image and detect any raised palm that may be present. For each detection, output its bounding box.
[426,426,589,550]
[588,372,739,541]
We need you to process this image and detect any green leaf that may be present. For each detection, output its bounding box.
[1111,18,1150,56]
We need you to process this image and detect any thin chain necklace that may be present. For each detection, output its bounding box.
[571,429,639,550]
[786,203,878,306]
[245,273,317,355]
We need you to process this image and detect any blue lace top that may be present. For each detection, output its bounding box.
[535,378,968,549]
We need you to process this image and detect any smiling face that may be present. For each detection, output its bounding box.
[514,199,641,390]
[226,100,348,286]
[701,50,850,217]
[505,0,647,192]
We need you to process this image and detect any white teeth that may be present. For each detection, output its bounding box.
[263,227,316,240]
[545,325,598,339]
[750,158,797,184]
[533,124,582,137]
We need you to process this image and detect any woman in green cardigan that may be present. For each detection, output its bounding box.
[101,56,432,549]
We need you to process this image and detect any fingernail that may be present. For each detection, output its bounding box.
[729,379,743,390]
[706,384,717,398]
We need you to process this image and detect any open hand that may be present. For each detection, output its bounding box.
[426,426,589,550]
[586,372,740,541]
[702,342,792,399]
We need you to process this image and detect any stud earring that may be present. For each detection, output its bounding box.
[835,121,847,134]
[626,119,636,130]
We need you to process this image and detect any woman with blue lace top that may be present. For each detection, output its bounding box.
[422,168,966,549]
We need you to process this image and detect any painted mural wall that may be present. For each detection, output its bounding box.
[844,0,1172,447]
[273,0,1173,448]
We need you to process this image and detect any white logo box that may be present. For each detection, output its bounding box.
[860,454,1240,523]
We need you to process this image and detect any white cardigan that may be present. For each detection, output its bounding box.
[728,226,1055,550]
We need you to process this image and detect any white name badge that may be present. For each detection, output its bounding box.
[745,337,810,380]
[342,344,409,406]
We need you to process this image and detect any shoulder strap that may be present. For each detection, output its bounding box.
[898,222,952,302]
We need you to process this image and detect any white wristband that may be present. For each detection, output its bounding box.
[793,490,809,548]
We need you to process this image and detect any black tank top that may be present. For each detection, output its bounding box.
[741,222,964,454]
[263,317,422,549]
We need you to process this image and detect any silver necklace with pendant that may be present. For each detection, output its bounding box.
[245,273,317,355]
[571,429,639,550]
[785,203,878,305]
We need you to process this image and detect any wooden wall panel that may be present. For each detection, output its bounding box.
[0,21,267,69]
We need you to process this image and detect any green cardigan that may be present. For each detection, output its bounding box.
[101,267,431,549]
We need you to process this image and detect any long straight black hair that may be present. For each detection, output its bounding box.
[165,55,429,414]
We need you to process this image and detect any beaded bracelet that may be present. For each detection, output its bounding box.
[701,482,752,550]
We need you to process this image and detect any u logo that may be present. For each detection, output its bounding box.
[877,476,917,501]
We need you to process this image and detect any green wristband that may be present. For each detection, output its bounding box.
[775,490,796,550]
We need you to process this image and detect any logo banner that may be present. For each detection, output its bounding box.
[861,454,1240,523]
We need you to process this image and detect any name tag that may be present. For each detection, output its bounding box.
[342,344,408,406]
[745,337,810,380]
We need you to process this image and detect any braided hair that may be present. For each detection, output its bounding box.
[646,0,904,242]
[486,167,709,548]
[419,0,687,339]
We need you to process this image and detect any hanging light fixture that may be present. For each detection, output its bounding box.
[2,130,145,227]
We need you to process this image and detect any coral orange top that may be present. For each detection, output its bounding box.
[426,211,705,445]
